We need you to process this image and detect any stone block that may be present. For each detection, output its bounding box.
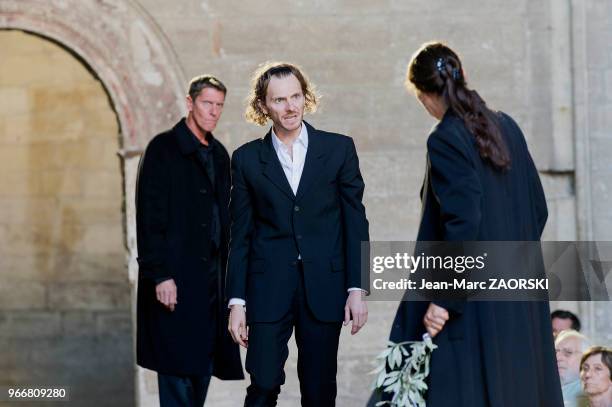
[0,280,46,310]
[210,15,391,57]
[0,86,30,115]
[541,196,577,241]
[0,311,61,338]
[47,282,130,311]
[81,171,123,198]
[39,170,83,197]
[541,173,574,200]
[76,223,124,255]
[0,170,40,197]
[589,105,612,140]
[61,311,97,337]
[96,311,132,337]
[49,252,127,282]
[360,149,426,200]
[59,197,123,225]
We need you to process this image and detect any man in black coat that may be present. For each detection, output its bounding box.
[227,62,370,406]
[136,75,243,407]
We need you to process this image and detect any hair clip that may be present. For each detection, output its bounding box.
[436,58,445,73]
[452,68,461,80]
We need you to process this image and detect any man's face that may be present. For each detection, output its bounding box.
[186,87,225,135]
[260,74,305,135]
[556,336,583,385]
[552,317,574,337]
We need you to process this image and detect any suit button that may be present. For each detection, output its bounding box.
[200,257,208,262]
[296,235,302,240]
[201,223,207,227]
[291,261,298,266]
[199,188,207,194]
[294,206,300,212]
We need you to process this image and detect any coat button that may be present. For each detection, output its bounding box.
[200,257,208,262]
[294,206,300,212]
[291,261,298,266]
[296,235,302,240]
[201,223,207,227]
[200,188,207,194]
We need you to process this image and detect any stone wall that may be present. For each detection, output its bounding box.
[0,0,610,405]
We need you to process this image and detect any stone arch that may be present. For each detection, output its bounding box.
[1,2,188,404]
[0,0,186,150]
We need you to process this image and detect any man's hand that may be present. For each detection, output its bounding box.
[228,305,248,348]
[344,290,368,335]
[156,279,177,311]
[423,302,449,338]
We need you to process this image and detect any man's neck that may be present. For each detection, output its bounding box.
[273,123,302,148]
[186,116,209,146]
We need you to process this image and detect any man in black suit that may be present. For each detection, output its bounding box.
[227,62,370,406]
[136,75,243,407]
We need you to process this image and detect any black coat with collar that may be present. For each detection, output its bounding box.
[227,122,370,323]
[370,111,562,407]
[135,118,243,379]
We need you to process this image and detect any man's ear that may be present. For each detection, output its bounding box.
[186,95,194,113]
[257,99,268,116]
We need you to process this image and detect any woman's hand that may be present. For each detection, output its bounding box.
[423,302,449,338]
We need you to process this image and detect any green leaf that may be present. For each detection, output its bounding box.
[369,363,386,375]
[377,348,392,359]
[376,370,387,388]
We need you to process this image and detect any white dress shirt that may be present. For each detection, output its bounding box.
[229,123,359,308]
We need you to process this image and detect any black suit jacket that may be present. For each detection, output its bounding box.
[136,118,243,379]
[227,122,369,323]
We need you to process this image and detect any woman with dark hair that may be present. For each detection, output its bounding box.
[372,42,564,406]
[580,346,612,407]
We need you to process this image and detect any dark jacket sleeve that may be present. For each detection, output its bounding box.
[427,129,482,314]
[136,138,171,281]
[428,130,482,241]
[338,137,370,290]
[529,155,548,238]
[503,113,548,238]
[226,148,253,301]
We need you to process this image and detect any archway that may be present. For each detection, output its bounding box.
[1,1,187,405]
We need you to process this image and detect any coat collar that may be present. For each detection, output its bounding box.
[174,117,217,156]
[259,121,327,202]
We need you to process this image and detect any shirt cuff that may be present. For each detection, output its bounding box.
[347,287,366,292]
[228,298,246,308]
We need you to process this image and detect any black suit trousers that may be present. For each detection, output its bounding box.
[244,262,342,407]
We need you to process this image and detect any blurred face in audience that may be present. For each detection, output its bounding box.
[552,317,573,337]
[580,353,612,398]
[556,336,583,385]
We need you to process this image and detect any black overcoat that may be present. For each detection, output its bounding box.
[135,118,243,379]
[371,110,563,406]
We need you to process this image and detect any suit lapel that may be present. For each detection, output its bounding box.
[295,122,326,202]
[260,130,296,201]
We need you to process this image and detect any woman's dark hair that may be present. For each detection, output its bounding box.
[580,346,612,380]
[407,42,511,170]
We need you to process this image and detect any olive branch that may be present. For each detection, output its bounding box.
[371,334,437,407]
